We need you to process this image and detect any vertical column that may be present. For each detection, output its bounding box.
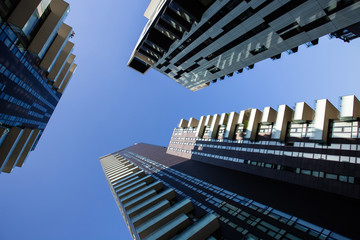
[272,105,293,141]
[224,111,239,139]
[244,109,262,141]
[310,99,339,142]
[195,116,206,138]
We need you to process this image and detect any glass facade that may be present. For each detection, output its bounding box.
[0,0,75,174]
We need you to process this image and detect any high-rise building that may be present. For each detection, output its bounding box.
[100,95,360,240]
[0,0,77,173]
[128,0,360,91]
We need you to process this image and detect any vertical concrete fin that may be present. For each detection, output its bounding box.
[0,128,23,172]
[310,99,339,142]
[2,129,32,173]
[245,109,262,141]
[293,102,314,123]
[272,105,293,141]
[340,95,360,120]
[209,114,220,139]
[179,119,189,128]
[224,112,239,139]
[16,129,40,167]
[188,118,199,128]
[261,107,277,124]
[195,116,206,138]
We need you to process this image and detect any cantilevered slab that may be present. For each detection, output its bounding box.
[28,0,70,58]
[132,200,171,227]
[7,0,44,35]
[293,102,314,123]
[340,95,360,120]
[172,213,219,240]
[59,63,76,93]
[40,23,73,72]
[272,105,293,141]
[138,199,193,239]
[2,128,32,173]
[54,54,75,89]
[244,109,262,141]
[143,214,191,240]
[0,127,23,172]
[127,188,176,218]
[310,99,339,142]
[48,41,74,81]
[16,129,40,167]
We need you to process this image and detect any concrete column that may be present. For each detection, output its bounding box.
[272,105,293,141]
[244,109,262,141]
[178,119,189,128]
[224,112,239,139]
[311,99,339,142]
[187,118,199,128]
[293,102,314,123]
[340,95,360,120]
[261,107,277,124]
[195,116,206,138]
[209,114,220,139]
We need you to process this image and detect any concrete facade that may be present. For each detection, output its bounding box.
[128,0,360,91]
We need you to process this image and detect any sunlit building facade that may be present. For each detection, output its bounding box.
[100,95,360,240]
[128,0,360,91]
[0,0,77,173]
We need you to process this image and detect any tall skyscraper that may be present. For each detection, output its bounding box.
[100,95,360,239]
[128,0,360,91]
[0,0,77,173]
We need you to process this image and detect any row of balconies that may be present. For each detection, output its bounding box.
[0,126,41,173]
[3,0,77,94]
[100,154,220,240]
[177,95,360,143]
[128,0,213,74]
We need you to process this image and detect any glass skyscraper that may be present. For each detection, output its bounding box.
[0,0,77,173]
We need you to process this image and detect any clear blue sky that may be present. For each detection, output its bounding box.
[1,1,360,239]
